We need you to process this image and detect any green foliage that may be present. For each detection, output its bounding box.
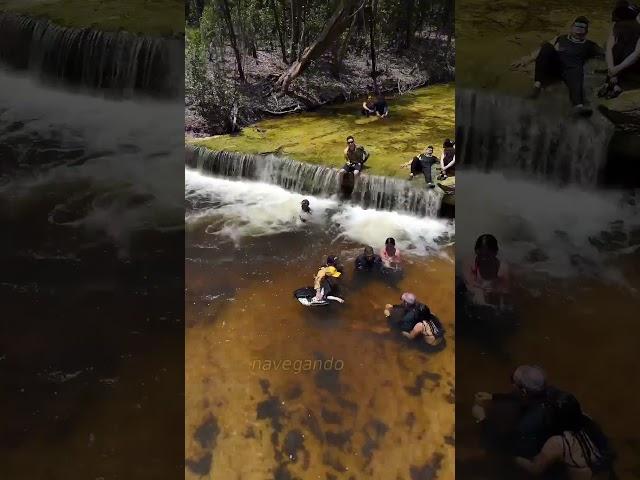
[186,28,245,132]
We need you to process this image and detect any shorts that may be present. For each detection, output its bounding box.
[342,163,362,173]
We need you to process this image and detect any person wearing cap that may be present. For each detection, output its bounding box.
[355,246,383,272]
[401,145,439,187]
[439,139,455,179]
[384,293,443,345]
[473,365,565,458]
[511,16,604,116]
[600,3,640,99]
[380,237,402,272]
[312,255,343,302]
[299,199,312,223]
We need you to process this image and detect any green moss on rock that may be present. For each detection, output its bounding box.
[0,0,183,36]
[190,84,455,180]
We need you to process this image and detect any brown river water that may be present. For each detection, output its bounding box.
[185,170,455,479]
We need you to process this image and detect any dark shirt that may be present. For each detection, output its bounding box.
[554,35,604,69]
[355,254,382,272]
[417,153,438,169]
[491,386,564,458]
[613,19,640,59]
[394,302,430,332]
[374,99,388,114]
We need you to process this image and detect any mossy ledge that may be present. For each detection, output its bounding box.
[185,144,451,216]
[0,12,183,96]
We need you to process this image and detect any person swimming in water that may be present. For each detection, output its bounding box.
[312,255,343,302]
[380,237,402,273]
[473,365,566,459]
[355,246,383,273]
[464,234,510,308]
[384,293,444,346]
[362,95,376,116]
[299,199,312,223]
[515,393,615,479]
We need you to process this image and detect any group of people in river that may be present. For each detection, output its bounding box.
[338,135,456,189]
[511,2,640,117]
[293,222,445,347]
[457,235,616,478]
[472,365,616,479]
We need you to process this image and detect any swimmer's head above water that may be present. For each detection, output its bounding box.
[301,199,311,212]
[511,365,547,397]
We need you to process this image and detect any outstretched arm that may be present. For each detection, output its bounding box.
[511,37,557,69]
[606,29,615,72]
[611,37,640,76]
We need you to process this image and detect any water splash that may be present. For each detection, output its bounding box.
[185,145,443,217]
[0,12,182,96]
[185,169,454,256]
[456,89,614,184]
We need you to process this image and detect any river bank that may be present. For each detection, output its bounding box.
[189,85,455,182]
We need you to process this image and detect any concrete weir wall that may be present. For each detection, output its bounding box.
[185,144,444,217]
[0,12,183,97]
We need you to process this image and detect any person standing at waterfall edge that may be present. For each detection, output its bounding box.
[339,136,369,184]
[401,145,438,187]
[511,16,605,117]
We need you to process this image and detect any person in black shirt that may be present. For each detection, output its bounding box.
[384,292,444,347]
[599,5,640,99]
[401,145,438,187]
[374,95,389,118]
[361,95,376,116]
[511,16,605,116]
[355,246,382,273]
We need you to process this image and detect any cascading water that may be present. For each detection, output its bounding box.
[185,145,444,217]
[456,89,614,184]
[0,12,183,96]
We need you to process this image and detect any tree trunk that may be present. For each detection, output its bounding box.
[276,0,359,92]
[290,0,301,60]
[367,0,379,91]
[218,0,245,83]
[403,0,414,49]
[270,0,288,63]
[331,12,357,78]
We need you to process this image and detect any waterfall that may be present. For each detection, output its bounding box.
[456,89,614,184]
[185,145,443,217]
[0,13,183,97]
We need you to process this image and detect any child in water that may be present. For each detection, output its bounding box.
[299,199,312,223]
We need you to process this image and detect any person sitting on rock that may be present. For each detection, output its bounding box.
[510,16,605,117]
[339,135,369,183]
[402,145,439,187]
[374,94,389,118]
[439,139,456,179]
[362,95,376,116]
[599,3,640,99]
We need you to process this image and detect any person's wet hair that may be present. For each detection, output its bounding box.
[385,237,396,246]
[326,255,338,266]
[552,393,615,471]
[364,245,374,256]
[612,1,639,21]
[443,139,454,148]
[474,234,499,255]
[346,135,355,143]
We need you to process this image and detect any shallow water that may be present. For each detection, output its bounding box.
[192,84,455,178]
[456,170,640,478]
[185,171,455,479]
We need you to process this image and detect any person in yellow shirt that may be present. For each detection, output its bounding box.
[312,255,343,302]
